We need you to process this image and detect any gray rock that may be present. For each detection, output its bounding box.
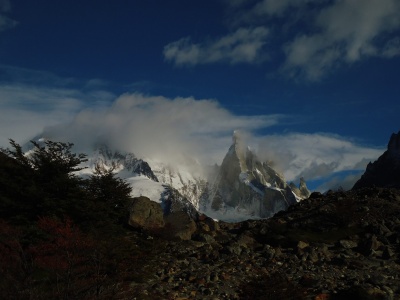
[297,240,309,250]
[339,239,358,249]
[129,196,164,229]
[197,233,216,244]
[227,243,242,255]
[164,211,197,240]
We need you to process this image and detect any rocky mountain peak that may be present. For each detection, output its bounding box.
[353,130,400,189]
[206,132,305,220]
[232,130,240,145]
[89,145,159,181]
[230,130,246,157]
[388,131,400,159]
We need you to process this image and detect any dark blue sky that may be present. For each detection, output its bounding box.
[1,0,399,189]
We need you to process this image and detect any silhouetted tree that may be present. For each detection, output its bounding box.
[0,139,88,222]
[86,163,132,227]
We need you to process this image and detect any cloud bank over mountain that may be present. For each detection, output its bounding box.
[0,68,114,149]
[41,93,282,165]
[0,82,382,189]
[254,133,382,183]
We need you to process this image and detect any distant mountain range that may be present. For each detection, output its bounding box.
[25,130,400,222]
[63,131,310,222]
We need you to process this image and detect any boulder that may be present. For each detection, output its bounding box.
[339,239,358,249]
[129,196,198,240]
[129,196,164,230]
[164,211,197,241]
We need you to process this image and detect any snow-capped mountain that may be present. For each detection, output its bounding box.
[77,144,200,217]
[28,132,309,222]
[202,132,309,221]
[77,131,308,221]
[85,144,158,182]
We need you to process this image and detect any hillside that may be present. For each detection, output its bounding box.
[353,131,400,189]
[124,187,400,299]
[1,138,400,299]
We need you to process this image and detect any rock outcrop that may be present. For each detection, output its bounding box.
[206,132,307,219]
[353,131,400,189]
[129,195,197,240]
[290,177,311,199]
[129,196,165,229]
[164,211,197,240]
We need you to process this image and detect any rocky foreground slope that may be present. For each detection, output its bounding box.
[126,187,400,299]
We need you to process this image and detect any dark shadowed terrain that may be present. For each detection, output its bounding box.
[1,138,400,299]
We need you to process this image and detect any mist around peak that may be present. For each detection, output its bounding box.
[38,94,279,170]
[6,93,383,192]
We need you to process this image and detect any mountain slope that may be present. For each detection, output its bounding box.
[353,131,400,189]
[79,145,201,218]
[204,132,309,220]
[26,134,309,222]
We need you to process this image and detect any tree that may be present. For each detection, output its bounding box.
[0,139,89,222]
[86,163,132,226]
[26,140,87,200]
[1,139,87,174]
[0,140,136,298]
[1,138,134,230]
[0,151,38,222]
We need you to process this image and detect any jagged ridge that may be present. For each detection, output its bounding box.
[353,131,400,189]
[205,132,310,220]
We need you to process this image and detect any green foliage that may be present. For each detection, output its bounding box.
[87,163,132,210]
[0,139,132,233]
[84,163,133,232]
[0,139,138,298]
[0,150,40,223]
[0,140,89,224]
[2,139,87,172]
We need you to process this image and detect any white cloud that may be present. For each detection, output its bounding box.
[163,27,269,66]
[218,0,400,80]
[1,78,384,191]
[42,93,282,165]
[162,0,400,78]
[0,69,115,148]
[282,0,400,80]
[0,87,85,147]
[253,132,383,182]
[314,172,363,192]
